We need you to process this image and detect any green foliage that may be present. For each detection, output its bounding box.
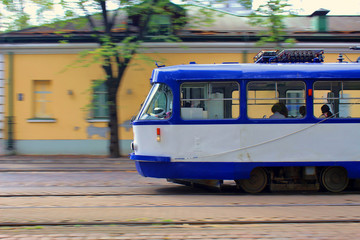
[189,5,217,28]
[1,0,54,31]
[23,226,44,230]
[161,219,174,222]
[248,0,295,48]
[238,0,252,9]
[1,0,218,157]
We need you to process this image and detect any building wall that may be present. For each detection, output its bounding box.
[0,54,5,155]
[2,42,359,155]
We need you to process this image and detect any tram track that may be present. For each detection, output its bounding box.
[2,219,360,227]
[1,189,360,197]
[2,195,360,225]
[2,171,360,233]
[2,202,360,208]
[2,164,360,238]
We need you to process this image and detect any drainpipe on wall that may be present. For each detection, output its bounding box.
[242,50,248,63]
[6,52,15,153]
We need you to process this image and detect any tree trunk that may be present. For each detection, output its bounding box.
[107,79,120,158]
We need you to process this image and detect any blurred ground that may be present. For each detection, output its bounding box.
[0,155,133,172]
[1,155,360,239]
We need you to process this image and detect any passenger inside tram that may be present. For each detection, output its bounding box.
[319,104,333,118]
[298,106,306,118]
[279,102,288,118]
[269,103,286,119]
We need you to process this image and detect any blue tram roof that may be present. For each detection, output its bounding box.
[150,63,360,84]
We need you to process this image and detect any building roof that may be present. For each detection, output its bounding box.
[1,5,360,44]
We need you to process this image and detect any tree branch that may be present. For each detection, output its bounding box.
[99,0,111,34]
[78,1,97,31]
[109,8,119,30]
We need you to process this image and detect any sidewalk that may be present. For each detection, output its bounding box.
[0,155,136,171]
[0,155,131,163]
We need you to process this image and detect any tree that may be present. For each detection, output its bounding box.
[59,0,189,157]
[248,0,295,48]
[1,0,213,157]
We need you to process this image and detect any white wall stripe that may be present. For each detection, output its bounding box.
[0,42,358,54]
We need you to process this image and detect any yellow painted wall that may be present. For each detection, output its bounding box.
[8,54,103,140]
[323,53,359,63]
[6,51,251,141]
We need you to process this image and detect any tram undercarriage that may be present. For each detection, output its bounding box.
[169,166,350,193]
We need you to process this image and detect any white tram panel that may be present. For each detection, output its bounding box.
[133,123,360,163]
[133,124,241,160]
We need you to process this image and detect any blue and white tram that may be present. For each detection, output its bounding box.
[130,52,360,193]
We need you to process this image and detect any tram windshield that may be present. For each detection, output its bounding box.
[138,83,173,120]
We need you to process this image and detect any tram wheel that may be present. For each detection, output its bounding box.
[321,167,349,193]
[237,167,268,193]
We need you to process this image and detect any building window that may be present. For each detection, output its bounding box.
[148,14,171,35]
[92,81,109,119]
[33,80,53,118]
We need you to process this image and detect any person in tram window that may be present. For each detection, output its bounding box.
[269,103,286,119]
[165,110,172,119]
[298,106,306,118]
[278,102,288,118]
[319,104,333,118]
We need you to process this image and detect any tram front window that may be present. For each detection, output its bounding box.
[138,83,173,120]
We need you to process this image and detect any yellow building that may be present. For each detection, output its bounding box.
[1,6,360,155]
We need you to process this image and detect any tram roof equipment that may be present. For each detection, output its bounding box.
[254,49,324,63]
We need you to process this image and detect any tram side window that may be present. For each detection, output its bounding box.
[180,82,240,120]
[138,83,173,120]
[247,81,306,119]
[314,81,360,118]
